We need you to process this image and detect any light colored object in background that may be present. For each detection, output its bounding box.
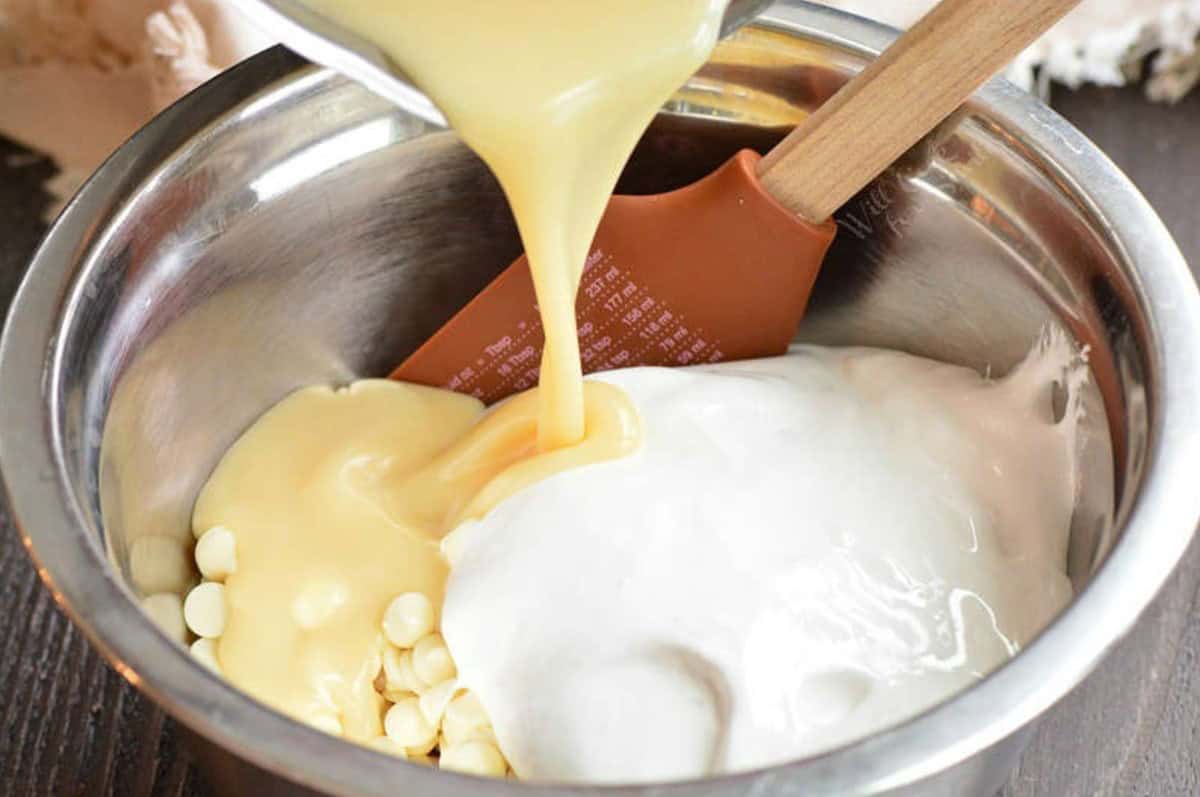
[444,338,1091,782]
[0,0,272,216]
[818,0,1200,100]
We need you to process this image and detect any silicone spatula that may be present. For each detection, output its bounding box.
[393,0,1080,402]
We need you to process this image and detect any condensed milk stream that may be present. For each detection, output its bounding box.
[304,0,727,449]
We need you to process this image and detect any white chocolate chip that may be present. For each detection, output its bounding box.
[382,593,435,648]
[194,526,237,581]
[442,692,495,745]
[189,637,222,674]
[418,679,461,728]
[382,686,415,704]
[365,735,408,758]
[411,633,456,685]
[183,582,227,638]
[382,646,426,696]
[439,740,508,778]
[141,593,187,643]
[409,733,438,757]
[445,724,497,747]
[305,713,343,736]
[292,580,350,630]
[384,697,437,753]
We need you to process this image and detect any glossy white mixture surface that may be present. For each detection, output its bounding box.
[443,338,1087,782]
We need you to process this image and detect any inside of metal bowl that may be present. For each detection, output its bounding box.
[52,12,1140,788]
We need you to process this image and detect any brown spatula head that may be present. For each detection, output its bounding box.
[391,150,837,403]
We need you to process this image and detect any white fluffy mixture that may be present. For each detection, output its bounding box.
[442,336,1091,782]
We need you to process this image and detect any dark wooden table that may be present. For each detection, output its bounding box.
[1,84,1197,796]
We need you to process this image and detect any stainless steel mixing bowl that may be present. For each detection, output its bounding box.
[2,3,1198,795]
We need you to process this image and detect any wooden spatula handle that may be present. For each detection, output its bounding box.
[756,0,1080,223]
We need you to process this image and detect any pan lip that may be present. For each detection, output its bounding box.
[1,2,1197,794]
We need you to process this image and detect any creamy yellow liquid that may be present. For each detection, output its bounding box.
[193,382,475,737]
[305,0,725,449]
[195,379,640,739]
[194,1,724,744]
